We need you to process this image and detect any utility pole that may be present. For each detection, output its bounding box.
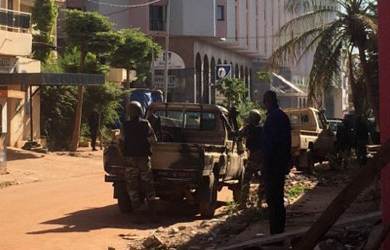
[164,0,171,102]
[151,47,155,88]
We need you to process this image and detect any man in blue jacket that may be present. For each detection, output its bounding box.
[262,91,291,235]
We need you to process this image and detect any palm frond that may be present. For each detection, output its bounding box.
[278,8,341,38]
[297,20,344,64]
[269,27,324,69]
[286,0,344,14]
[308,36,343,101]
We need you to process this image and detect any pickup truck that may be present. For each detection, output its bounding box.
[284,108,335,172]
[104,103,246,218]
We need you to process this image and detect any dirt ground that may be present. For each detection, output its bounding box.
[0,148,381,250]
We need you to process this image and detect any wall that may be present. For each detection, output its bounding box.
[378,1,390,249]
[7,57,41,147]
[181,0,216,37]
[0,30,32,57]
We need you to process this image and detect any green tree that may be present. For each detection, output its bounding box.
[111,28,162,88]
[63,9,119,151]
[41,85,78,150]
[31,0,58,62]
[215,78,248,109]
[270,0,378,121]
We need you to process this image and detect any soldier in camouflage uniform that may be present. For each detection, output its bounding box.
[239,109,264,208]
[119,101,157,210]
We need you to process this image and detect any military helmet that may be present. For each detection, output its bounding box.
[249,109,261,124]
[128,101,143,118]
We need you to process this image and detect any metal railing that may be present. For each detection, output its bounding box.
[0,7,31,33]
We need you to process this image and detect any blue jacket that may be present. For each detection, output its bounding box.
[262,104,291,174]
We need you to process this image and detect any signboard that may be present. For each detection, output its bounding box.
[154,51,185,70]
[215,64,232,80]
[153,75,177,89]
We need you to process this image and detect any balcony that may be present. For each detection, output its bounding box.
[0,8,32,57]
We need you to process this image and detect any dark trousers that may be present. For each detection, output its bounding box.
[90,130,97,149]
[264,170,286,235]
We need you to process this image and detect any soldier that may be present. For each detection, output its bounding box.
[239,109,264,208]
[354,115,369,166]
[119,101,157,211]
[88,110,99,151]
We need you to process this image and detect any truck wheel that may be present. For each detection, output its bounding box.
[297,151,314,174]
[115,184,132,213]
[199,173,217,218]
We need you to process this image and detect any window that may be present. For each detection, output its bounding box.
[154,110,217,131]
[301,114,309,123]
[8,0,13,10]
[289,114,300,125]
[154,110,183,128]
[217,5,224,21]
[149,5,165,31]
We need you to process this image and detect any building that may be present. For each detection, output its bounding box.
[0,0,104,174]
[0,0,43,151]
[65,0,342,109]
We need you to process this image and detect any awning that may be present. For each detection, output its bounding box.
[0,73,104,86]
[271,72,305,94]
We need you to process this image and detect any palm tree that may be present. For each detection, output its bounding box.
[270,0,378,121]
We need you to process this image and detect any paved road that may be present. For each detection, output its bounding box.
[0,149,232,250]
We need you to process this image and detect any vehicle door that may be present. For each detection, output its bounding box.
[221,113,243,181]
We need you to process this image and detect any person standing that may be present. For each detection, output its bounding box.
[88,110,99,151]
[119,101,157,210]
[239,110,264,208]
[355,115,369,166]
[262,91,291,235]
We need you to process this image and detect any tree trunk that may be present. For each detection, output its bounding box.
[357,44,379,124]
[348,52,364,117]
[69,50,87,151]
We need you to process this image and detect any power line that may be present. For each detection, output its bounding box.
[86,0,163,8]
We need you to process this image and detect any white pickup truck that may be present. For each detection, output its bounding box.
[285,108,335,172]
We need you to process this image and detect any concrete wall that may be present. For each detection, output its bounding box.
[0,30,32,57]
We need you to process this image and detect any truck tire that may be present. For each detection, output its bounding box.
[297,150,314,174]
[115,183,132,213]
[199,173,217,218]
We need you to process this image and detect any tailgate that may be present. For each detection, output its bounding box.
[151,142,201,171]
[152,142,201,181]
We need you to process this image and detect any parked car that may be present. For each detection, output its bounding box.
[327,118,343,135]
[284,108,335,172]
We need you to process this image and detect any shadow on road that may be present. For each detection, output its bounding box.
[7,148,43,161]
[27,201,227,235]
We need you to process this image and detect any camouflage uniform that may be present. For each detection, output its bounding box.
[239,122,264,207]
[242,150,264,205]
[120,119,157,209]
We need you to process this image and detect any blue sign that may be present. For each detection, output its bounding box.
[215,65,232,80]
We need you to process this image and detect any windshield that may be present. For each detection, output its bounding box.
[154,110,217,131]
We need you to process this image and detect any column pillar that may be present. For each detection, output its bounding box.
[379,1,390,249]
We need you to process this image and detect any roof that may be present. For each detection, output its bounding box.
[0,73,105,86]
[283,107,319,113]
